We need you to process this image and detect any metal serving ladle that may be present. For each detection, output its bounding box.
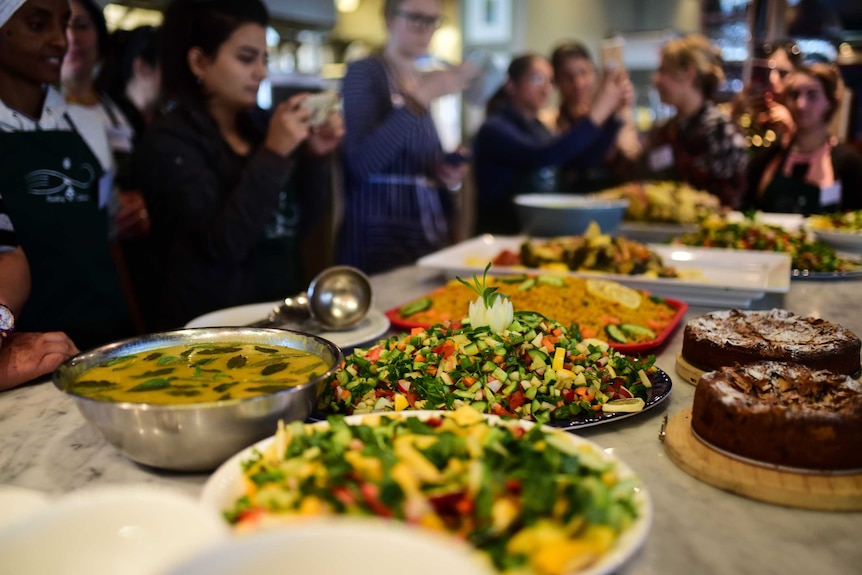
[247,266,373,332]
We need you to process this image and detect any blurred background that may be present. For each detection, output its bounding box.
[97,0,862,147]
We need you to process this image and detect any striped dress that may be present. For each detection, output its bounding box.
[338,56,451,274]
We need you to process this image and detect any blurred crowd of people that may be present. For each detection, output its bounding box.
[1,0,861,389]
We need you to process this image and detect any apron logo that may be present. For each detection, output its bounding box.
[265,192,300,239]
[25,162,95,203]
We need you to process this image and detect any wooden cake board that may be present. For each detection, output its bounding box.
[663,408,862,511]
[675,352,706,386]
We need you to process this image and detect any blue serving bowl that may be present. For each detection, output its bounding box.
[514,194,630,237]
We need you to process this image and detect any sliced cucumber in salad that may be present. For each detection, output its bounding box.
[319,311,657,423]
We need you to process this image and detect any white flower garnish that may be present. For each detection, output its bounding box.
[457,263,513,334]
[468,295,514,334]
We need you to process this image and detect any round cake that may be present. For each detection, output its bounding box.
[691,361,862,470]
[681,309,861,376]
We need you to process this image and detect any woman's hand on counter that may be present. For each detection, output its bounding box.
[0,332,79,391]
[265,94,313,157]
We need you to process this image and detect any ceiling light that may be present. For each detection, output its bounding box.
[336,0,361,13]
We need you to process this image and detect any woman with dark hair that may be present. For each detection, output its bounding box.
[733,41,803,149]
[134,0,343,329]
[747,63,862,214]
[549,41,642,193]
[98,26,160,164]
[643,34,748,208]
[472,53,631,235]
[61,0,150,247]
[0,0,127,363]
[338,0,476,275]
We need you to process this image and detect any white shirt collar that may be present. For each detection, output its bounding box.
[0,85,71,131]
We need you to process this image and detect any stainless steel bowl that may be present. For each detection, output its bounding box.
[53,328,343,472]
[514,194,629,237]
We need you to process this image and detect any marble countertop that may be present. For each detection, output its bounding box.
[1,265,860,574]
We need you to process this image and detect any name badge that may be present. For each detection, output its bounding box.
[98,170,114,209]
[649,145,674,172]
[820,181,842,207]
[106,125,135,154]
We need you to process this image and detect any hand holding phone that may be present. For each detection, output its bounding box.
[600,37,625,71]
[301,91,340,127]
[444,150,471,166]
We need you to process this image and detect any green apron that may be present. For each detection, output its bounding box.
[0,116,132,349]
[253,179,302,302]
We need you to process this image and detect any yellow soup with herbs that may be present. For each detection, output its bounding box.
[68,343,329,404]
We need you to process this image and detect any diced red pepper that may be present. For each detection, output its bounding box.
[332,486,355,506]
[236,508,266,526]
[509,390,525,410]
[359,483,392,517]
[492,403,514,417]
[365,346,383,363]
[505,478,522,493]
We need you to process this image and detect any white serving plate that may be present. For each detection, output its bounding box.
[185,305,390,351]
[201,411,652,575]
[618,212,805,244]
[0,486,50,531]
[811,229,862,253]
[0,485,228,575]
[617,221,698,244]
[726,211,805,231]
[416,235,792,308]
[168,517,495,575]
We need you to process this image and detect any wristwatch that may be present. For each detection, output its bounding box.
[0,304,14,339]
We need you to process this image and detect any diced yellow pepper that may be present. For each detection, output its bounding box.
[556,368,575,381]
[344,450,383,480]
[297,495,325,515]
[393,393,409,411]
[552,347,565,371]
[491,497,519,532]
[533,540,598,575]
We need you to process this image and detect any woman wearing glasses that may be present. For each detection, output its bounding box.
[472,54,632,235]
[338,0,476,274]
[746,63,862,214]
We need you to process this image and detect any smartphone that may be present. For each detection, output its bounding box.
[749,59,772,93]
[600,37,625,71]
[301,91,339,127]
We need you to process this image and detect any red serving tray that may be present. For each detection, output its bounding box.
[385,297,688,354]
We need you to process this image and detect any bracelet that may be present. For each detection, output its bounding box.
[0,303,14,340]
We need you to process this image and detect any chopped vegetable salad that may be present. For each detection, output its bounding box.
[676,214,861,273]
[226,408,643,574]
[319,312,658,423]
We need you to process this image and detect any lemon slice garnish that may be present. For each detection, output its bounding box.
[602,398,646,413]
[585,279,642,309]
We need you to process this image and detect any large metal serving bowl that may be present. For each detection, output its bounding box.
[53,328,343,472]
[514,194,629,237]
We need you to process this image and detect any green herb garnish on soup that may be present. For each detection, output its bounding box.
[68,343,328,404]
